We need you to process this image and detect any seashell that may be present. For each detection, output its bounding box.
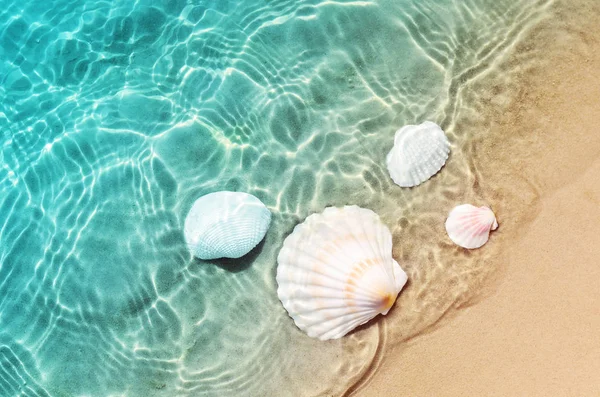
[184,191,271,260]
[386,121,450,187]
[445,204,498,249]
[276,206,408,341]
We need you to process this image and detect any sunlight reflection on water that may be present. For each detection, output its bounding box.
[0,0,551,395]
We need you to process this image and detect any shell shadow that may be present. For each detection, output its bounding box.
[204,238,267,273]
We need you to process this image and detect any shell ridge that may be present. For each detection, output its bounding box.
[303,309,378,333]
[277,278,384,300]
[277,258,384,301]
[316,312,380,340]
[454,208,489,219]
[348,211,397,293]
[370,215,395,282]
[295,305,375,325]
[278,267,391,303]
[315,314,377,338]
[342,218,379,269]
[296,213,369,270]
[339,208,388,266]
[455,212,493,235]
[278,246,362,285]
[355,210,385,258]
[291,304,382,318]
[299,224,380,278]
[280,284,392,308]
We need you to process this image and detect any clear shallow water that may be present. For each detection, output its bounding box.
[0,0,550,395]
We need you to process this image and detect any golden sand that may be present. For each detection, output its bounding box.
[357,0,600,395]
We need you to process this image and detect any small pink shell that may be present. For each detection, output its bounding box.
[445,204,498,249]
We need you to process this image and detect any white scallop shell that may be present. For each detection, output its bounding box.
[276,206,408,341]
[184,191,271,260]
[386,121,450,187]
[445,204,498,249]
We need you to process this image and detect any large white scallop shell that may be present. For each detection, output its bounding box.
[386,121,450,187]
[184,191,271,260]
[445,204,498,249]
[276,206,408,341]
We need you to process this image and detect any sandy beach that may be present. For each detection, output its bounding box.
[2,1,598,395]
[358,0,600,395]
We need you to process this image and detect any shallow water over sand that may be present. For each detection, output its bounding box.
[0,0,552,395]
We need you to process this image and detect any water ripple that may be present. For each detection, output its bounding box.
[0,0,552,395]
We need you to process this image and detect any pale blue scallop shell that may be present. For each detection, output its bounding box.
[184,191,271,260]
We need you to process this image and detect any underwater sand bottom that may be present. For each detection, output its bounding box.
[358,0,600,395]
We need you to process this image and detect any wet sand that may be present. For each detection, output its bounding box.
[360,162,600,396]
[357,0,600,395]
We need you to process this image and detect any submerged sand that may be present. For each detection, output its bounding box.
[357,0,600,395]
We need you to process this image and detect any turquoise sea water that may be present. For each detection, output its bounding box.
[1,0,551,395]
